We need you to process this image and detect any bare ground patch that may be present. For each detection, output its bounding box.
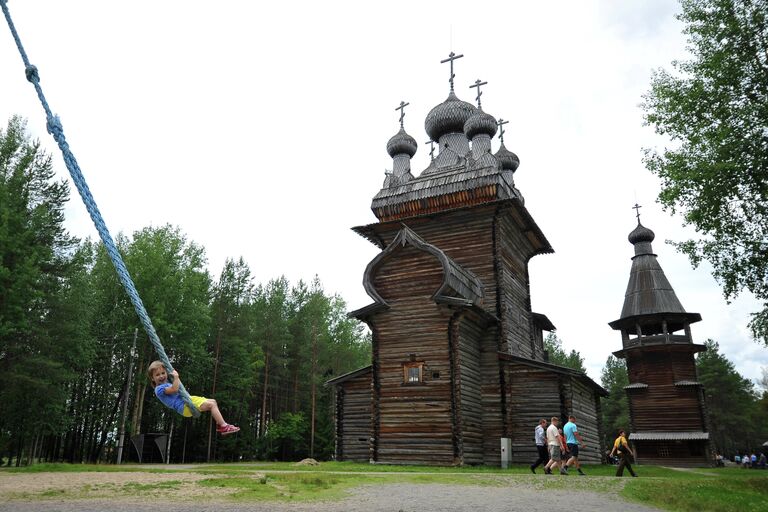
[0,470,250,501]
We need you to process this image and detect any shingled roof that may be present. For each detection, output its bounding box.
[609,221,701,331]
[372,159,521,222]
[349,225,485,320]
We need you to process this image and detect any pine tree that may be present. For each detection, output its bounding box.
[600,356,630,448]
[0,116,78,465]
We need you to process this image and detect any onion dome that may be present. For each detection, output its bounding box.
[494,143,520,172]
[424,92,477,142]
[386,127,418,158]
[628,222,655,245]
[464,110,497,139]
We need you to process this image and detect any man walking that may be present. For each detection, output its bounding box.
[563,414,586,475]
[609,429,637,477]
[543,416,567,475]
[530,418,548,474]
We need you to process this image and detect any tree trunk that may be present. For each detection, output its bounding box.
[92,373,127,462]
[207,329,222,462]
[14,433,23,467]
[311,322,317,458]
[259,351,270,438]
[131,342,150,437]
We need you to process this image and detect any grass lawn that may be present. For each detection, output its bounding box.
[2,462,767,511]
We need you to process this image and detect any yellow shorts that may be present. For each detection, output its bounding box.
[182,395,208,417]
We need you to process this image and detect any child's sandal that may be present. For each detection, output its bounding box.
[217,424,240,435]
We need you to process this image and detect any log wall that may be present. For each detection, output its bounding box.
[480,327,505,465]
[560,377,604,464]
[627,350,698,385]
[627,348,705,432]
[336,371,372,462]
[628,386,705,431]
[496,211,538,359]
[455,313,485,465]
[634,440,710,467]
[505,363,562,464]
[370,245,456,465]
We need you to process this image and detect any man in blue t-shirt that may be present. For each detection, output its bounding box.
[563,415,586,475]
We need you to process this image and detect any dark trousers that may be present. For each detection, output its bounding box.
[531,445,548,469]
[616,454,636,477]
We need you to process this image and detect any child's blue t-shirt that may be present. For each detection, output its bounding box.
[155,383,184,414]
[563,421,579,445]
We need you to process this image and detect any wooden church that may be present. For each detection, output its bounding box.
[609,217,713,466]
[328,54,606,466]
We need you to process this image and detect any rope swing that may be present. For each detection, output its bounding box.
[1,0,200,417]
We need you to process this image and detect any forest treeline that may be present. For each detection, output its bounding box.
[0,116,371,465]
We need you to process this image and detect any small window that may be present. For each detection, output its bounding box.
[403,362,424,384]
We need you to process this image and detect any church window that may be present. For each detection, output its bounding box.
[403,362,424,384]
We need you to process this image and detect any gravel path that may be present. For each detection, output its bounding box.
[0,475,662,512]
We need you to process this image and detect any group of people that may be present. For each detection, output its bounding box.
[529,416,637,477]
[529,415,586,476]
[733,452,767,469]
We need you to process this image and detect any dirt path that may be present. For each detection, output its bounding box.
[0,471,663,512]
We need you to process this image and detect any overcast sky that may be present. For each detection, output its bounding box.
[2,0,766,384]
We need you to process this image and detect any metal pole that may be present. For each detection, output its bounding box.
[116,328,138,464]
[207,328,222,462]
[311,322,317,458]
[167,417,174,464]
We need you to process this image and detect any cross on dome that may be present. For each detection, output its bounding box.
[440,51,464,92]
[425,139,435,160]
[633,203,642,221]
[395,101,410,129]
[469,79,488,109]
[497,118,509,144]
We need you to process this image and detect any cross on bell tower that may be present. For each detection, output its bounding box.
[632,203,642,222]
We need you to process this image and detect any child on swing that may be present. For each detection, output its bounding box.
[147,360,240,435]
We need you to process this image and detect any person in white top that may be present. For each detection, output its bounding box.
[543,416,566,475]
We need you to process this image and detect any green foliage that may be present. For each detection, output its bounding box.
[543,332,586,372]
[0,116,371,466]
[0,116,79,462]
[642,0,768,344]
[600,356,630,447]
[696,339,766,454]
[265,412,308,461]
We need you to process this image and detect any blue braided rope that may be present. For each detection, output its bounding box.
[1,0,199,417]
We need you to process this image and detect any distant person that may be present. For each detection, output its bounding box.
[609,429,637,477]
[751,453,757,468]
[758,452,766,469]
[544,416,567,475]
[558,427,569,471]
[147,361,240,435]
[530,418,548,474]
[742,453,750,468]
[563,415,586,475]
